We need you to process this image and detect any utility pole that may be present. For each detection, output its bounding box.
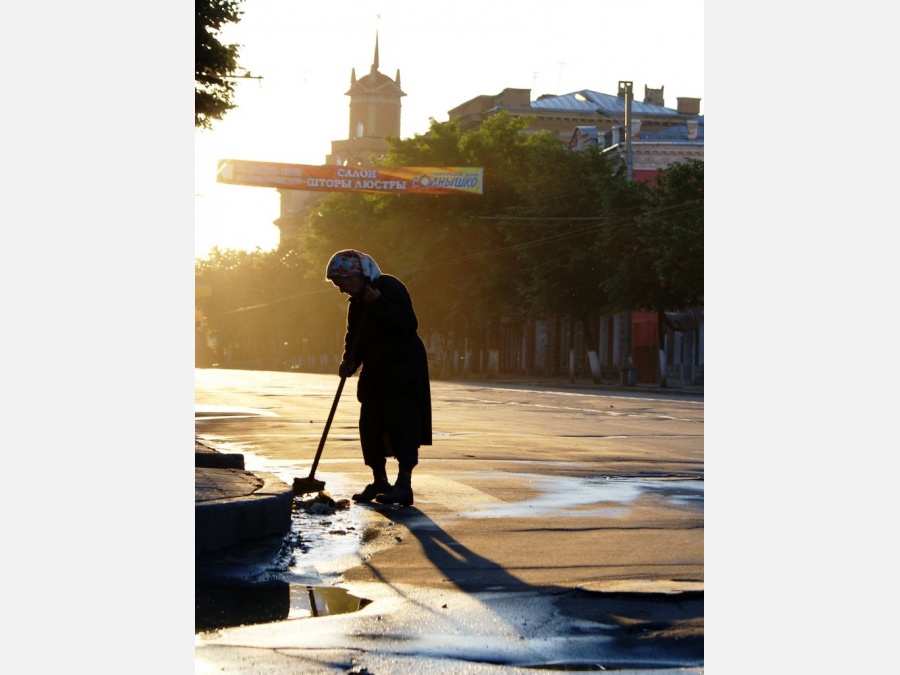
[619,80,633,182]
[618,80,634,383]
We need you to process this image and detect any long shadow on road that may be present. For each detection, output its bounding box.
[359,504,703,671]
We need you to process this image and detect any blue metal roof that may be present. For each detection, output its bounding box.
[531,90,695,119]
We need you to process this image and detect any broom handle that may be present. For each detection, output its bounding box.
[307,303,370,478]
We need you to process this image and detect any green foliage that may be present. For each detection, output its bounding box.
[503,143,619,318]
[195,0,244,129]
[195,116,704,375]
[385,118,467,166]
[195,247,345,369]
[600,160,704,312]
[645,159,704,308]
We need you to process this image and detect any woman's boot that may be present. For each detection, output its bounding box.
[352,465,392,503]
[376,466,413,506]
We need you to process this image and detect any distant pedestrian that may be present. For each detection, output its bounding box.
[325,249,432,506]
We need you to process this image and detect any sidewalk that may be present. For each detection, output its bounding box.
[195,440,294,555]
[466,375,704,397]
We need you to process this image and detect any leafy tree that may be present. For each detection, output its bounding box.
[600,159,703,313]
[642,159,704,308]
[195,247,341,370]
[195,0,244,129]
[293,115,533,337]
[200,113,703,381]
[497,141,624,379]
[195,248,273,365]
[285,113,653,376]
[385,114,547,355]
[599,159,704,384]
[504,143,617,315]
[385,118,468,166]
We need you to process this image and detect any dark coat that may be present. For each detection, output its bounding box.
[343,274,432,446]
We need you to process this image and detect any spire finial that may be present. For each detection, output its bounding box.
[372,31,380,74]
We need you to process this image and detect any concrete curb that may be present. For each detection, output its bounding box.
[195,469,294,555]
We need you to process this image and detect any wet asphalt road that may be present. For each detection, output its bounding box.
[195,368,704,673]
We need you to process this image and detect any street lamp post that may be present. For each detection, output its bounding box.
[619,80,633,182]
[618,80,635,383]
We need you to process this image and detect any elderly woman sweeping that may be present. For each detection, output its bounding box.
[325,249,432,506]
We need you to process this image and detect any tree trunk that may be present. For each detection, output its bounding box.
[580,313,601,384]
[568,314,576,383]
[657,308,668,388]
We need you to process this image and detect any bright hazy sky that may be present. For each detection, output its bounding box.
[195,0,705,258]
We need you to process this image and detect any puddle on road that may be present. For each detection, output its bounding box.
[195,441,701,650]
[195,583,371,633]
[195,447,373,635]
[195,405,278,421]
[458,473,703,519]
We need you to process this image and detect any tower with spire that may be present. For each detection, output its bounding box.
[276,33,406,245]
[327,32,406,166]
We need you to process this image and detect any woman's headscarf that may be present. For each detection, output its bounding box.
[325,250,382,281]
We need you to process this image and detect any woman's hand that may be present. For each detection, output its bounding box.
[339,359,356,378]
[363,285,381,303]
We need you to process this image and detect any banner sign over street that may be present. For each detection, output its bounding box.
[217,159,483,195]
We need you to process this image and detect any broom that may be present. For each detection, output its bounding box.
[293,303,369,495]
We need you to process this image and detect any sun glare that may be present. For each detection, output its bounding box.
[194,0,703,259]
